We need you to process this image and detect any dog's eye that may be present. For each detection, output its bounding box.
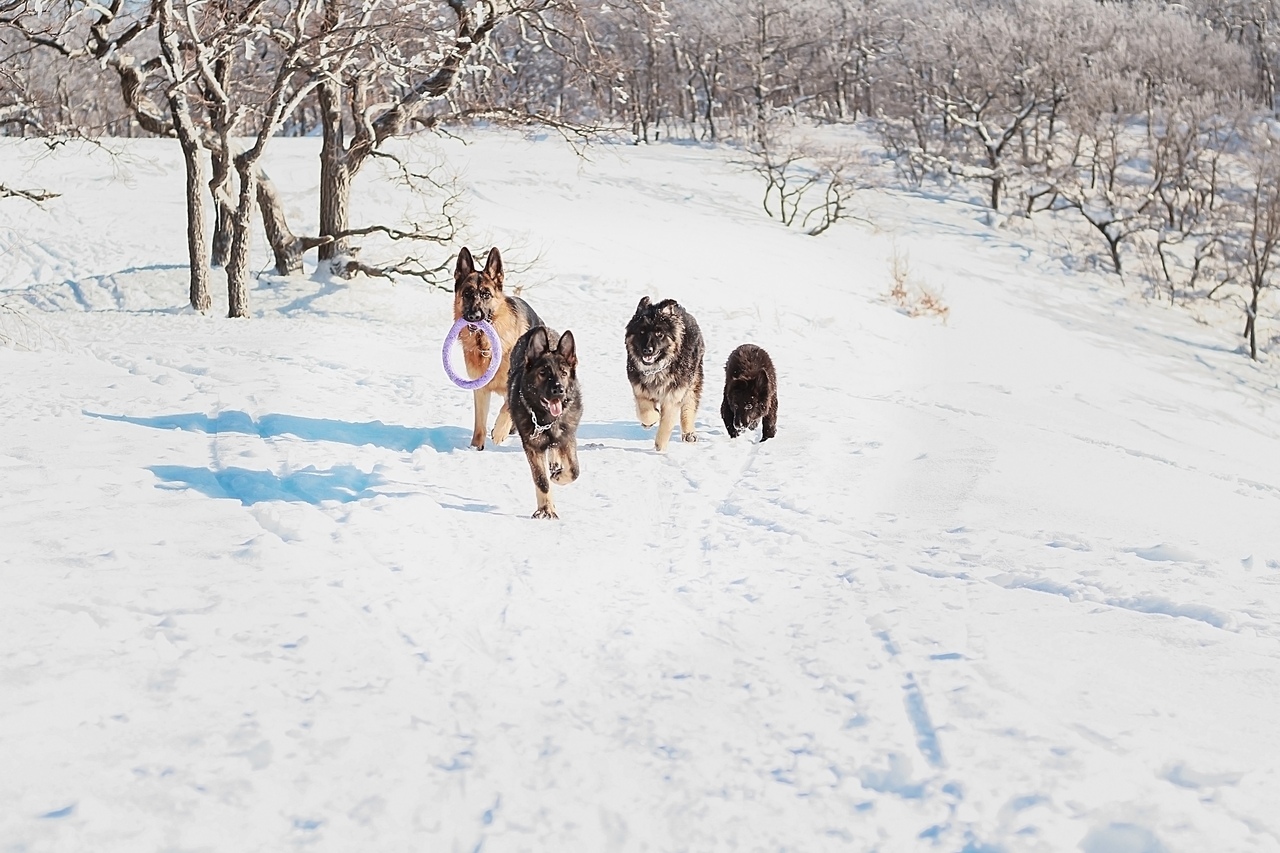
[480,291,491,300]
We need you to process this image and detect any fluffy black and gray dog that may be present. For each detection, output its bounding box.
[720,344,778,442]
[624,296,705,451]
[507,326,583,519]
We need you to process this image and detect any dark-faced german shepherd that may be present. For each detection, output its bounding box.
[507,326,583,519]
[453,246,544,450]
[721,344,778,441]
[624,297,704,451]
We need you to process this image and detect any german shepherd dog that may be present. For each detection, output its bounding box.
[453,246,543,450]
[721,344,778,441]
[507,326,583,519]
[624,296,705,451]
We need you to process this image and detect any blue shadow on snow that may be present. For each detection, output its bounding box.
[149,464,380,506]
[87,410,469,452]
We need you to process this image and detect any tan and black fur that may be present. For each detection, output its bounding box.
[453,246,543,450]
[507,326,582,519]
[624,296,705,451]
[721,344,778,442]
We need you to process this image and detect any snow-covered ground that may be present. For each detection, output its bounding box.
[3,131,1280,852]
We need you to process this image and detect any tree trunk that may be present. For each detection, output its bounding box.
[210,149,304,276]
[209,141,235,268]
[318,157,352,266]
[988,146,1003,211]
[211,192,235,268]
[155,0,209,312]
[226,159,258,319]
[1247,283,1260,360]
[177,132,211,313]
[317,80,353,266]
[257,170,304,276]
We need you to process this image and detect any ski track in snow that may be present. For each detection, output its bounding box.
[3,133,1280,851]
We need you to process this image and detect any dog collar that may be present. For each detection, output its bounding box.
[521,392,559,435]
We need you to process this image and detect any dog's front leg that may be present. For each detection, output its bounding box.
[634,393,660,429]
[491,395,513,444]
[471,388,491,450]
[525,445,557,519]
[721,398,740,438]
[679,390,699,442]
[761,406,777,442]
[654,396,680,452]
[550,442,580,485]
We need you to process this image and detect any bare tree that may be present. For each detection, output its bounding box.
[1,0,319,309]
[214,2,322,317]
[1143,100,1239,302]
[310,0,505,273]
[309,1,623,276]
[154,0,212,312]
[1221,126,1280,359]
[1052,115,1157,276]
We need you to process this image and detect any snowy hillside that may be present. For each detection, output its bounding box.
[3,132,1280,852]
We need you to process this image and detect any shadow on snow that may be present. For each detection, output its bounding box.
[149,464,380,506]
[86,410,471,452]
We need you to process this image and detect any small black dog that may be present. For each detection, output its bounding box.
[624,297,705,451]
[721,344,777,442]
[507,326,583,519]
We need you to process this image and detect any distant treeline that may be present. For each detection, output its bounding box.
[3,0,1280,356]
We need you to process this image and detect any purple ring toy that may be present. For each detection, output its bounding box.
[442,317,502,390]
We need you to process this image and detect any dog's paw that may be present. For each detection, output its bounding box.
[682,432,698,443]
[550,463,571,484]
[531,507,559,520]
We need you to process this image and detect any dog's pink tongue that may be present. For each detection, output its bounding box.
[547,398,564,418]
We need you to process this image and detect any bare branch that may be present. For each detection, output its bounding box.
[0,183,59,202]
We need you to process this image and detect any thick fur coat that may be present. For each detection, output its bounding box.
[624,296,705,451]
[507,326,583,519]
[453,246,543,450]
[720,344,778,441]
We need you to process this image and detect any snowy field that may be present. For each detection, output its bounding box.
[3,131,1280,852]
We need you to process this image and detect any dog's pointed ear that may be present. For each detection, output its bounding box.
[485,247,504,288]
[454,247,475,285]
[656,299,678,316]
[525,326,549,366]
[635,296,651,315]
[556,330,577,368]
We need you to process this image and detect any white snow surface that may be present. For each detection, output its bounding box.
[3,132,1280,852]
